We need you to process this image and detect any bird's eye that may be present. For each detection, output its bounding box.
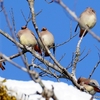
[92,9,95,13]
[88,82,96,87]
[92,82,95,85]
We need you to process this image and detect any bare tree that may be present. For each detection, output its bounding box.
[0,0,100,99]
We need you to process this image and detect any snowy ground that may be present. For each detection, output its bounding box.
[0,77,94,100]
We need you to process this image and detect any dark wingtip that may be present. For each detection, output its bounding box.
[53,43,55,56]
[3,61,5,65]
[75,24,79,32]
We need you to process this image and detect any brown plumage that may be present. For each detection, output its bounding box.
[17,26,41,55]
[75,7,96,37]
[38,27,55,57]
[77,77,100,95]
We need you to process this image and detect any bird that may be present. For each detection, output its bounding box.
[0,57,5,70]
[37,27,55,57]
[17,26,41,55]
[75,7,96,37]
[77,77,100,95]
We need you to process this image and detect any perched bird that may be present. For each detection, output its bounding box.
[17,26,41,54]
[0,57,5,70]
[38,27,55,56]
[77,77,100,95]
[75,7,96,37]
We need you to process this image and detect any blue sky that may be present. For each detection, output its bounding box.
[0,0,100,90]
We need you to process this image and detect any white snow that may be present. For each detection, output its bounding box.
[0,77,95,100]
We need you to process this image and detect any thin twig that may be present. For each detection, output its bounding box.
[88,60,100,79]
[79,50,91,62]
[45,0,54,4]
[66,52,74,69]
[55,33,78,48]
[21,9,42,26]
[58,53,66,63]
[0,51,26,62]
[10,8,16,34]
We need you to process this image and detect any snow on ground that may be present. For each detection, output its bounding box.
[0,77,94,100]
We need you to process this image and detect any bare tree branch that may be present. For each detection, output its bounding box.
[88,60,100,79]
[71,30,86,78]
[0,51,26,63]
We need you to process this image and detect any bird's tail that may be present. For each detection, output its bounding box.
[75,24,79,32]
[34,44,42,55]
[79,29,88,37]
